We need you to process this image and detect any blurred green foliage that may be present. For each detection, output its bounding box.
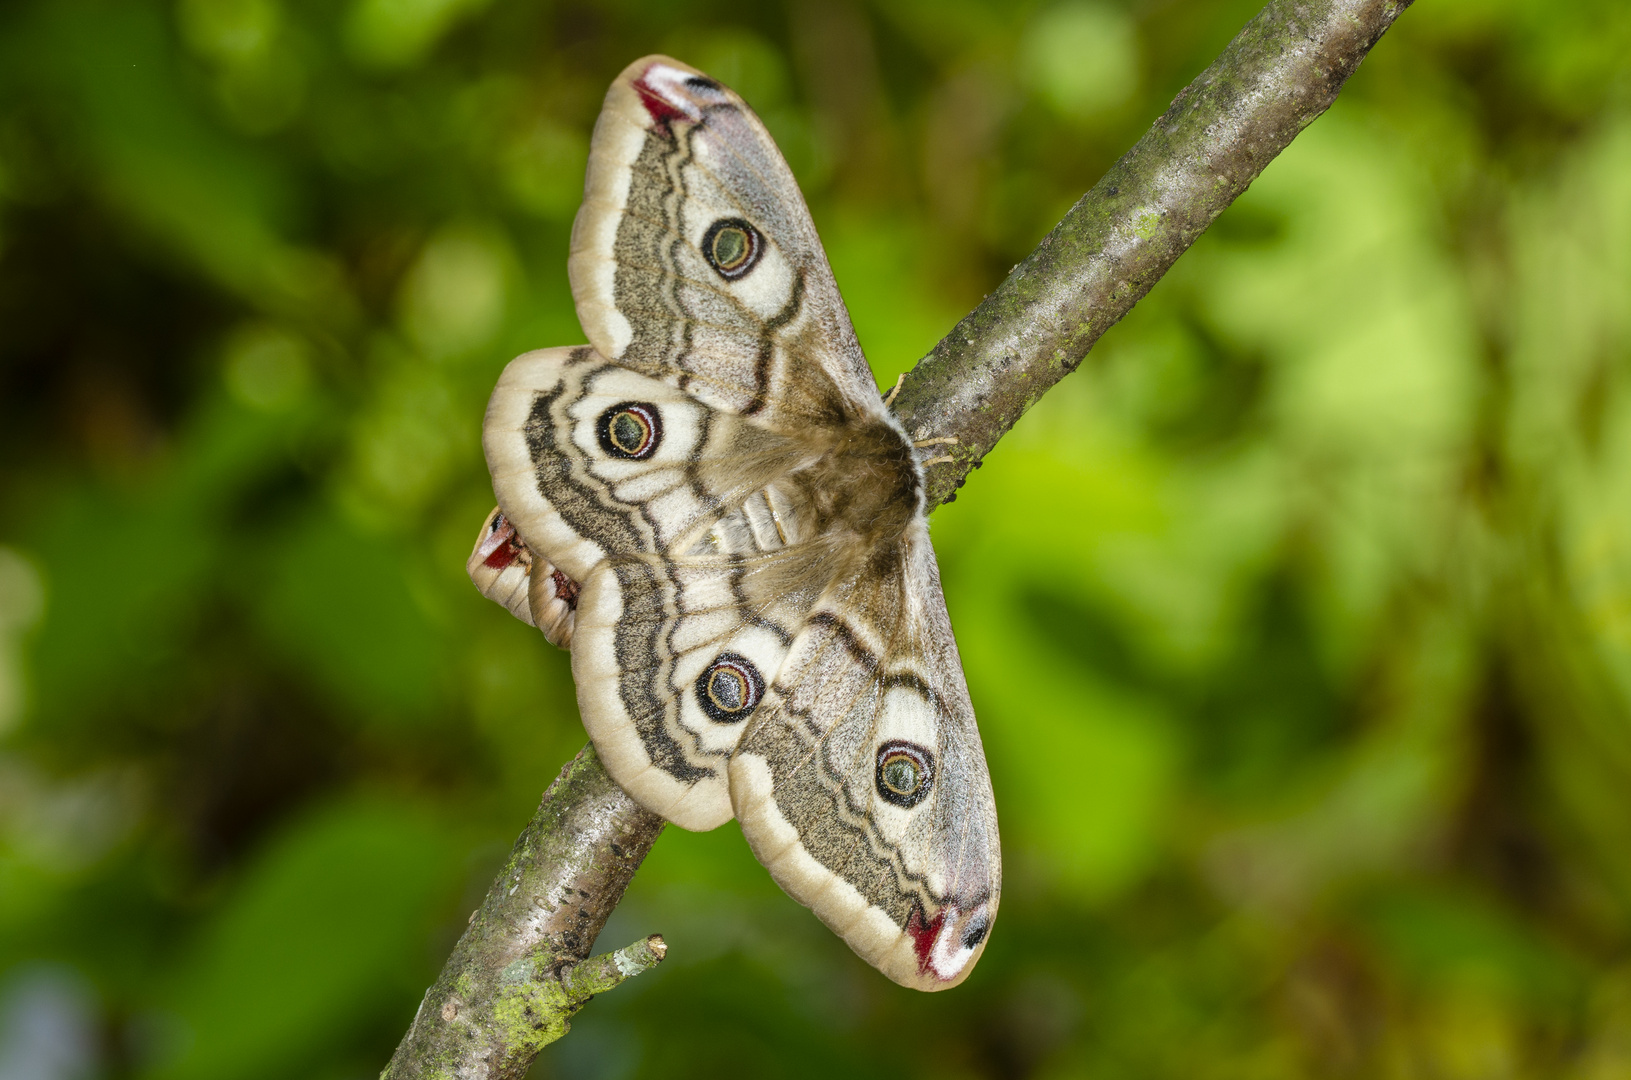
[2,0,1631,1076]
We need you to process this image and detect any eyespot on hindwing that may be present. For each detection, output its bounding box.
[598,402,662,459]
[696,653,764,723]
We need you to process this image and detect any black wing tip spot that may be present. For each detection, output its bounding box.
[685,75,723,91]
[961,917,990,949]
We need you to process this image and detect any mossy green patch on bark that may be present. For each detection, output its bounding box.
[381,746,664,1080]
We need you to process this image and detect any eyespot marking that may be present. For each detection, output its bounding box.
[875,741,934,808]
[597,402,662,460]
[702,217,763,281]
[696,653,764,723]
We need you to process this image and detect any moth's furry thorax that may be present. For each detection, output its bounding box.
[793,417,922,544]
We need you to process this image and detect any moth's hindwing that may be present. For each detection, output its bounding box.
[572,544,830,830]
[485,346,809,578]
[484,345,820,828]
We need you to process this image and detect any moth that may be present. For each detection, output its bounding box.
[467,56,999,990]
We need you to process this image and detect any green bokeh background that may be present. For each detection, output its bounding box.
[2,0,1630,1076]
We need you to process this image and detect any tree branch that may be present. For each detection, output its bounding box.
[383,0,1413,1074]
[896,0,1414,509]
[382,746,664,1078]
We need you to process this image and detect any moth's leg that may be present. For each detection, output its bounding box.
[915,434,959,466]
[881,373,906,409]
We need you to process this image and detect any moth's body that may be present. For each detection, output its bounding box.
[787,418,923,546]
[469,57,999,991]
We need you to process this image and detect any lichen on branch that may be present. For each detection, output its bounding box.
[381,746,663,1079]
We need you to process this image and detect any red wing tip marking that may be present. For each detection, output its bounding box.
[632,63,702,130]
[481,541,519,571]
[906,904,944,973]
[906,901,992,982]
[550,568,581,609]
[478,513,526,571]
[634,79,687,127]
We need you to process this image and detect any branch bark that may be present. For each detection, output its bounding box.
[382,746,664,1078]
[384,0,1413,1074]
[896,0,1414,508]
